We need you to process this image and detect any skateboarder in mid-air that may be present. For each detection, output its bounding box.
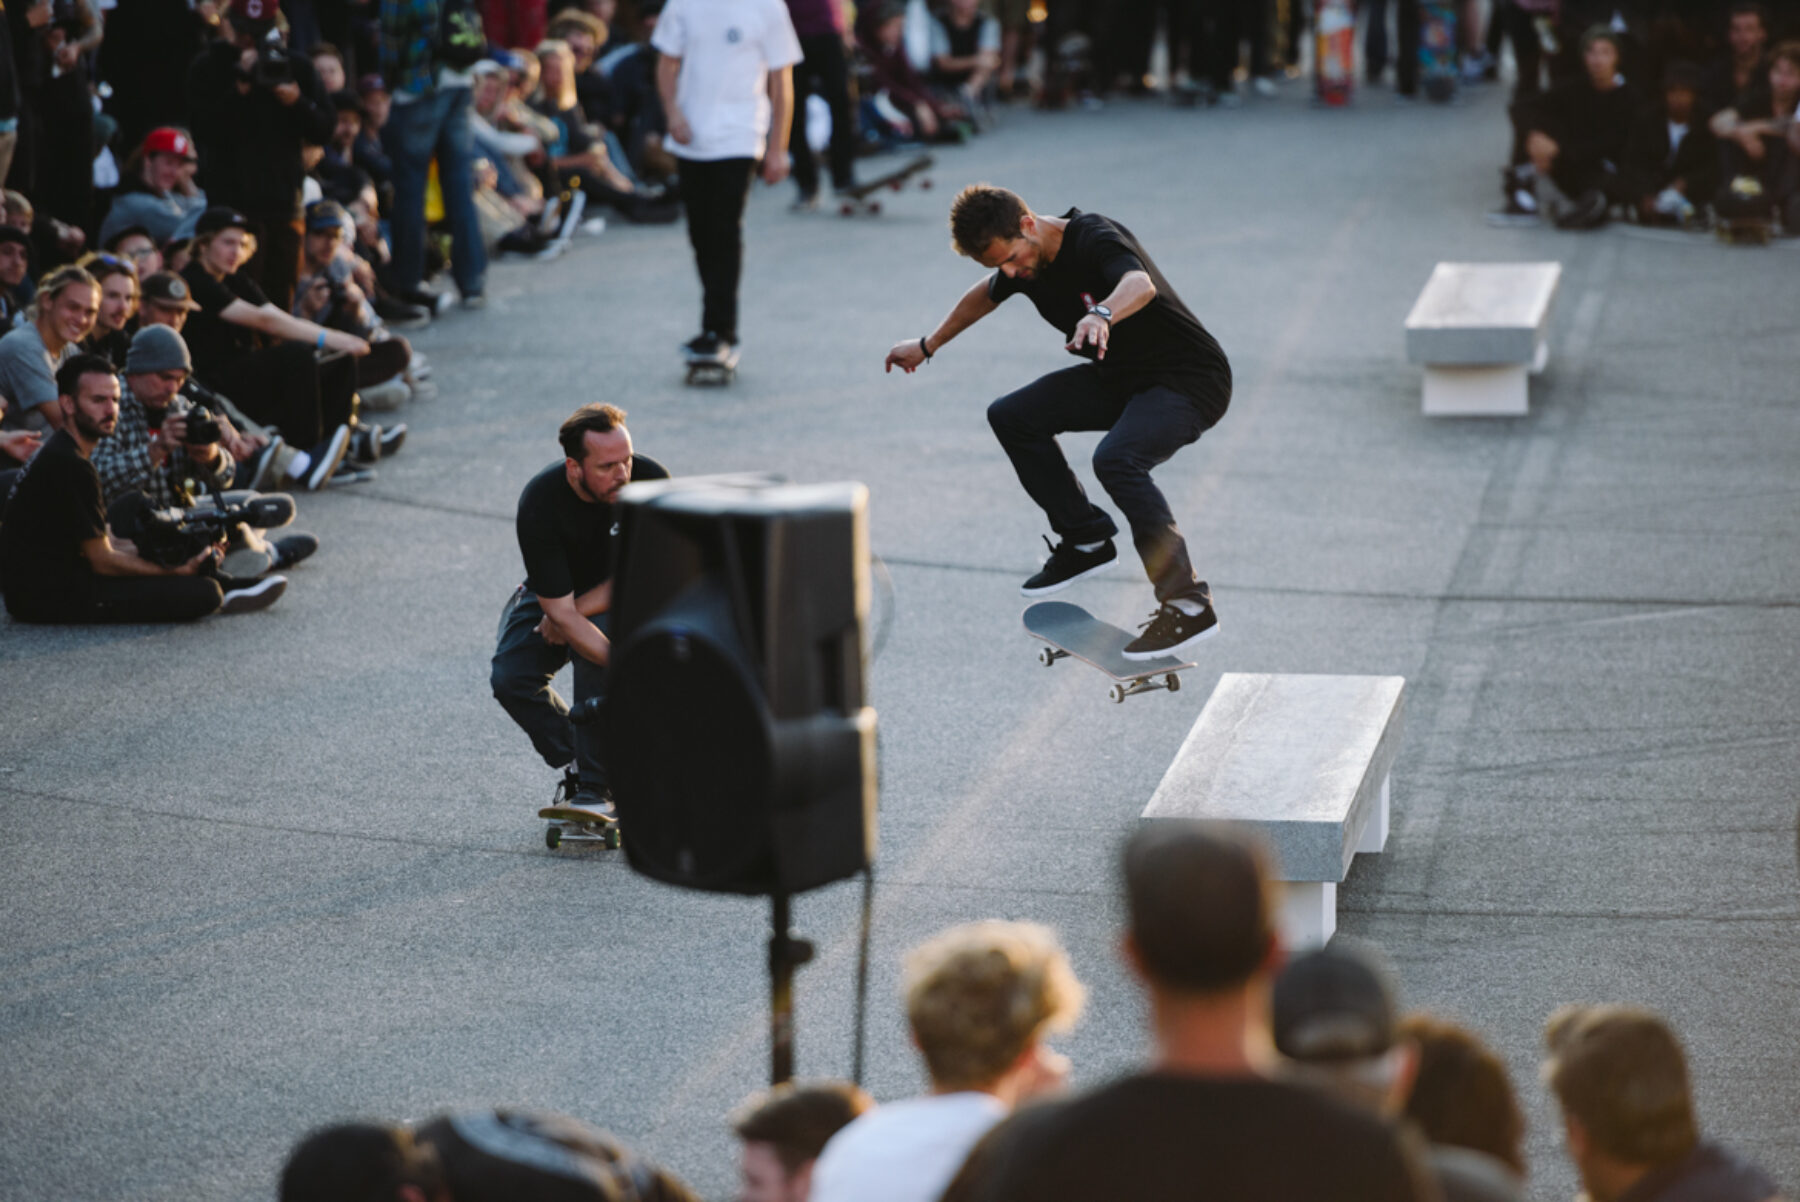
[884,185,1232,660]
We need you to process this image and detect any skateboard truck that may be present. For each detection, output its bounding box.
[1037,645,1184,703]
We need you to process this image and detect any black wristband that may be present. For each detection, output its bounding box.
[920,335,933,361]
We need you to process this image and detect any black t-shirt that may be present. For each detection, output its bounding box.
[989,209,1231,419]
[0,430,104,618]
[180,261,269,374]
[942,1073,1440,1202]
[515,453,669,600]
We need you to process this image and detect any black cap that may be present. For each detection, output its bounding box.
[0,226,29,250]
[304,199,352,234]
[141,271,203,310]
[1272,940,1399,1062]
[194,206,253,236]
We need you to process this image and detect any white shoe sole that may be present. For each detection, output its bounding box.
[1019,557,1115,598]
[1122,620,1218,662]
[219,575,288,615]
[305,426,352,491]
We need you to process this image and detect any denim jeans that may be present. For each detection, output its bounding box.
[491,587,610,790]
[383,86,487,298]
[987,365,1220,604]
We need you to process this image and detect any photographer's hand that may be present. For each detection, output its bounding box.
[536,616,568,646]
[273,81,302,106]
[173,548,216,576]
[162,412,189,446]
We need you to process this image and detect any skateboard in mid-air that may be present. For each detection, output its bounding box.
[538,773,621,850]
[684,342,741,386]
[838,154,935,217]
[1023,600,1199,704]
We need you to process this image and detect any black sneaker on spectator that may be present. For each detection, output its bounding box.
[219,574,288,615]
[270,533,319,569]
[330,460,377,486]
[567,786,617,822]
[400,286,454,316]
[373,294,432,329]
[291,425,352,491]
[351,424,382,464]
[1554,188,1609,230]
[1122,595,1219,661]
[1021,535,1117,596]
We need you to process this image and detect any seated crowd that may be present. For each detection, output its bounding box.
[276,824,1789,1202]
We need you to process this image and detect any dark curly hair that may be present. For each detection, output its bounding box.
[949,184,1029,259]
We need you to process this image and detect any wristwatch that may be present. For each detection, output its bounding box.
[1086,303,1113,323]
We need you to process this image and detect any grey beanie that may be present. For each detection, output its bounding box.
[125,324,193,375]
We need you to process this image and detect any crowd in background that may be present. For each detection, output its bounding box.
[276,825,1790,1202]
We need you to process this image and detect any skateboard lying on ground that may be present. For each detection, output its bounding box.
[684,343,741,386]
[538,776,621,850]
[839,154,935,217]
[1023,600,1198,703]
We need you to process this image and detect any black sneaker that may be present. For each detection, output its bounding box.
[684,331,721,358]
[236,436,285,491]
[1555,188,1609,230]
[351,423,383,464]
[301,425,352,491]
[269,533,319,569]
[568,786,617,823]
[219,574,288,615]
[1021,535,1117,597]
[1122,596,1219,660]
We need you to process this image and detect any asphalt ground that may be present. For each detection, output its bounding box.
[3,78,1797,1200]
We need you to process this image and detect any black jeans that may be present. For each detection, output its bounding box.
[208,343,358,450]
[490,586,609,791]
[678,157,756,342]
[791,33,857,196]
[1363,0,1421,91]
[987,365,1218,604]
[6,575,222,624]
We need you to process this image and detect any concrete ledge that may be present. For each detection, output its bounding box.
[1404,261,1562,366]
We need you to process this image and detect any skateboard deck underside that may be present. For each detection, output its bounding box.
[1023,601,1195,682]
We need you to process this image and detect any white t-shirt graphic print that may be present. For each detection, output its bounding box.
[652,0,803,162]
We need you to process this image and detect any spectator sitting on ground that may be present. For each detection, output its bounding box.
[5,187,87,270]
[547,9,614,126]
[347,83,396,196]
[470,59,551,222]
[1398,1015,1529,1192]
[810,920,1083,1202]
[1700,3,1771,121]
[104,225,165,281]
[929,0,1001,110]
[310,41,347,95]
[179,206,366,491]
[295,199,415,426]
[279,1111,703,1202]
[532,38,674,224]
[732,1081,873,1202]
[0,265,101,434]
[76,255,141,369]
[858,5,970,145]
[603,5,677,185]
[97,128,208,248]
[1272,941,1524,1202]
[1622,63,1719,225]
[0,354,286,623]
[1502,26,1643,228]
[1710,41,1800,230]
[90,325,313,569]
[941,824,1438,1202]
[1542,1004,1788,1202]
[0,226,31,332]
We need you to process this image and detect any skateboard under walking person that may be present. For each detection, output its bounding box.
[884,185,1232,661]
[654,0,802,368]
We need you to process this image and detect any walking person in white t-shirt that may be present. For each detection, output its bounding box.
[807,920,1084,1202]
[653,0,803,362]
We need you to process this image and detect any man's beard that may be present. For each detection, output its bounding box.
[71,411,114,442]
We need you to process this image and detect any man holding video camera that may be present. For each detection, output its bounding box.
[187,0,335,310]
[0,354,287,623]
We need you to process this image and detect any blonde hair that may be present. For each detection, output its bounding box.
[903,920,1084,1091]
[26,264,99,322]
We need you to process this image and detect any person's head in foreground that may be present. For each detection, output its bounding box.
[1542,1004,1785,1202]
[1272,939,1414,1115]
[731,1081,872,1202]
[1399,1013,1526,1177]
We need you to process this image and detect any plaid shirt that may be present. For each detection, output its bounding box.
[91,381,236,510]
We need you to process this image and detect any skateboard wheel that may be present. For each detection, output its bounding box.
[546,827,562,850]
[920,178,933,190]
[840,203,854,217]
[1109,684,1127,704]
[1166,674,1181,692]
[890,182,902,192]
[1038,647,1056,667]
[604,828,622,850]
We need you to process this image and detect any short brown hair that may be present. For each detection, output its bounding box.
[1542,1005,1698,1166]
[730,1081,872,1172]
[548,10,608,45]
[559,402,628,460]
[1771,39,1800,73]
[904,920,1084,1092]
[1125,823,1275,993]
[1400,1014,1526,1174]
[949,185,1029,259]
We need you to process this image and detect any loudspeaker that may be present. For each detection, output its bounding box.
[604,475,877,896]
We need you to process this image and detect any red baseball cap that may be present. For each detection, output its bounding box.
[229,0,281,20]
[142,128,197,161]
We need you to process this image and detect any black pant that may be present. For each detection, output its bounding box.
[210,343,354,450]
[678,157,755,342]
[1363,0,1420,91]
[791,33,857,197]
[987,365,1219,605]
[490,587,609,791]
[243,214,306,314]
[6,575,222,624]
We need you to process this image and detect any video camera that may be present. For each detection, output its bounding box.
[107,486,296,569]
[144,400,223,447]
[241,26,293,89]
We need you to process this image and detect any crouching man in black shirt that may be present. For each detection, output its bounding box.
[491,403,668,818]
[0,355,286,623]
[884,185,1231,661]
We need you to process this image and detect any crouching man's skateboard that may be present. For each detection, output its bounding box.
[539,775,621,849]
[1024,600,1199,703]
[684,344,741,386]
[839,154,935,216]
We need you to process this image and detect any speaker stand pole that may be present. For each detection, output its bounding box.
[768,892,815,1085]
